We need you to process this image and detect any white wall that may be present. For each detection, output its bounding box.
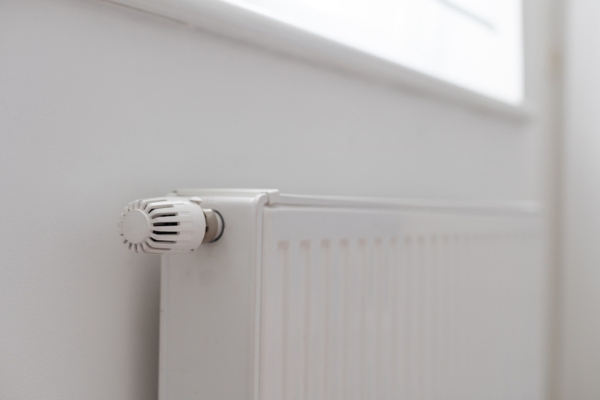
[561,0,600,398]
[0,0,557,398]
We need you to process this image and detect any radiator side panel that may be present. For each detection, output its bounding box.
[159,195,266,400]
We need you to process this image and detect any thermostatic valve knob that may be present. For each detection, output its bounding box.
[118,197,224,254]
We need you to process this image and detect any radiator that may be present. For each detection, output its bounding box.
[155,189,544,400]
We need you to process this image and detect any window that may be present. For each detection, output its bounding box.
[231,0,523,104]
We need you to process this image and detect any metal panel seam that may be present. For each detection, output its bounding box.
[252,193,270,400]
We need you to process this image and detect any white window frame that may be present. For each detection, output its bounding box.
[109,0,532,118]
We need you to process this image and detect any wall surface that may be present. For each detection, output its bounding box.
[561,0,600,398]
[0,0,556,399]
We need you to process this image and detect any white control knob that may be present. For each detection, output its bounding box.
[118,197,224,254]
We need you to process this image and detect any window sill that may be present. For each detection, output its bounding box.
[106,0,534,120]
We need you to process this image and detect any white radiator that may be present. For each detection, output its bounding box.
[157,189,544,400]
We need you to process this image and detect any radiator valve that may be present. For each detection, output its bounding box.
[118,197,224,254]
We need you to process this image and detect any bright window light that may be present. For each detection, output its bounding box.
[230,0,523,104]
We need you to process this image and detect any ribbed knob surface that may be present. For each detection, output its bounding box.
[118,197,207,254]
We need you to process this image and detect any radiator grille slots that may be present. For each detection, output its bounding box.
[260,210,541,400]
